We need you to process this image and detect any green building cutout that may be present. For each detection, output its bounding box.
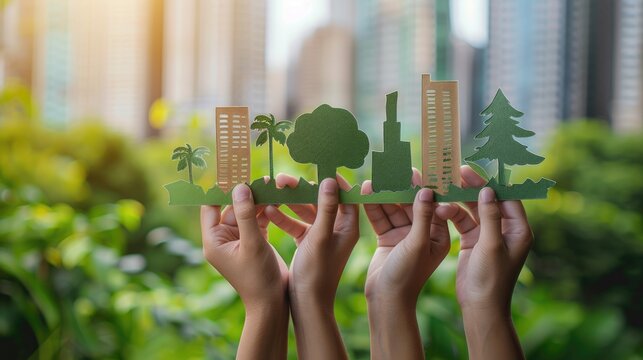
[371,91,413,192]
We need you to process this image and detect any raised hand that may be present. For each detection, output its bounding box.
[361,168,451,360]
[264,173,359,360]
[435,166,532,360]
[201,183,288,360]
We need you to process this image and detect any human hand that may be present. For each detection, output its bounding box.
[264,173,359,360]
[362,169,451,306]
[435,166,533,313]
[435,166,532,360]
[201,183,289,359]
[361,169,451,360]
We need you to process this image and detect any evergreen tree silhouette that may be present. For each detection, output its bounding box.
[466,89,543,185]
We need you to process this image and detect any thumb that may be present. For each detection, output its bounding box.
[310,178,339,242]
[478,187,503,250]
[232,184,262,251]
[407,189,435,249]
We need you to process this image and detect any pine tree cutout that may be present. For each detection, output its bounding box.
[466,89,544,185]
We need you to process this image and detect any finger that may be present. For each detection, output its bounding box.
[310,178,339,241]
[361,180,392,235]
[498,200,532,254]
[256,206,270,229]
[401,168,423,219]
[285,204,317,224]
[336,173,358,223]
[382,204,411,227]
[435,203,478,235]
[460,165,487,222]
[411,167,422,187]
[231,184,263,251]
[275,172,300,189]
[429,209,452,255]
[406,189,435,249]
[200,205,221,231]
[264,205,308,244]
[221,205,237,226]
[477,187,504,250]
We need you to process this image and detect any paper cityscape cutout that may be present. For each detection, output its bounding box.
[165,74,555,205]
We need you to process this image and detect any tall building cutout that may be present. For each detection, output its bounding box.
[372,92,412,192]
[215,107,251,192]
[422,74,461,193]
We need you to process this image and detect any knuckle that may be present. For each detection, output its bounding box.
[235,203,256,220]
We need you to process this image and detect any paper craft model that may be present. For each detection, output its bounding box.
[165,74,555,205]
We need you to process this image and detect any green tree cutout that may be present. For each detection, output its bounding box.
[251,114,292,179]
[466,89,544,185]
[172,144,210,184]
[287,104,369,183]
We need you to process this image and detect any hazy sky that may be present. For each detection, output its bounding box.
[267,0,488,68]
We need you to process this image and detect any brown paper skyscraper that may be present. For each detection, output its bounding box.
[216,107,251,192]
[421,74,461,193]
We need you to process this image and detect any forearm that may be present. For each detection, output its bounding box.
[367,298,424,360]
[462,308,524,360]
[290,297,348,360]
[237,300,289,360]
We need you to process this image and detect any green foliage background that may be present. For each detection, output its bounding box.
[0,85,641,359]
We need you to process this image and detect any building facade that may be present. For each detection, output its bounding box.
[421,74,461,193]
[215,106,251,192]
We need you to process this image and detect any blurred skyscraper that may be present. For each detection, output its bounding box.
[293,25,353,116]
[0,0,35,87]
[612,0,643,132]
[354,0,448,139]
[163,0,267,128]
[486,0,590,140]
[28,0,164,137]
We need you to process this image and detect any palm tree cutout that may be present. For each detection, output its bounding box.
[251,114,292,179]
[172,144,210,184]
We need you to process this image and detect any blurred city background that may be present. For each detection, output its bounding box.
[1,0,642,359]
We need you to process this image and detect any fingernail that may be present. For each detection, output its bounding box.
[480,187,495,203]
[320,178,337,194]
[233,185,251,202]
[419,188,433,202]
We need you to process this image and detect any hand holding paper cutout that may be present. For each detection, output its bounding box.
[362,169,451,359]
[435,166,531,359]
[264,174,359,360]
[200,184,288,359]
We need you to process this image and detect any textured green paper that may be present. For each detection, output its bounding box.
[251,114,292,180]
[287,104,370,183]
[372,92,413,192]
[165,87,554,205]
[165,177,556,205]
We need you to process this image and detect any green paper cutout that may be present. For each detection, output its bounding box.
[286,104,370,183]
[372,91,413,191]
[171,144,210,184]
[251,114,292,180]
[465,89,544,185]
[165,177,556,206]
[165,85,555,206]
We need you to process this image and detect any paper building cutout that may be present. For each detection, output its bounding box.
[422,74,461,194]
[216,107,251,193]
[165,73,554,205]
[372,92,413,192]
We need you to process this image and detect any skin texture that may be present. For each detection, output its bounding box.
[435,165,532,360]
[361,168,452,360]
[201,183,289,360]
[263,173,360,360]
